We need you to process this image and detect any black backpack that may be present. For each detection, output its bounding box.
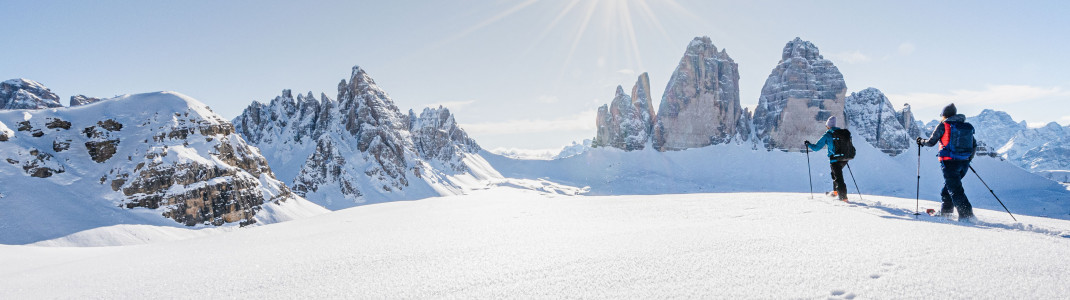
[830,129,856,161]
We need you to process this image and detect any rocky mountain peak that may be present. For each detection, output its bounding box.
[653,36,744,151]
[753,38,847,150]
[844,87,910,155]
[1,78,63,110]
[782,37,822,61]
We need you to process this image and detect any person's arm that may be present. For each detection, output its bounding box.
[808,133,829,151]
[920,123,944,147]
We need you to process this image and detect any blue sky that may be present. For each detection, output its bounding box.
[3,0,1069,150]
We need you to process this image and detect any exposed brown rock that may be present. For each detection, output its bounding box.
[85,139,119,163]
[46,118,71,130]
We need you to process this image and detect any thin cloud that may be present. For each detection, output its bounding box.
[617,69,636,75]
[537,95,560,104]
[898,42,916,55]
[461,109,596,135]
[887,85,1069,110]
[828,51,871,64]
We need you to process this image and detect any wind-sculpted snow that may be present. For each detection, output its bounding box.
[0,79,63,110]
[845,88,910,155]
[654,36,747,151]
[236,66,498,209]
[753,37,847,151]
[0,91,326,245]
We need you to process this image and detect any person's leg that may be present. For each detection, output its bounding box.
[943,160,973,220]
[831,161,847,200]
[954,161,974,219]
[939,162,955,215]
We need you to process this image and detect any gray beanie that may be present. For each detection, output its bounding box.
[825,116,837,128]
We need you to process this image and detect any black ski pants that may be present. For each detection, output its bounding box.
[940,159,975,219]
[830,161,848,199]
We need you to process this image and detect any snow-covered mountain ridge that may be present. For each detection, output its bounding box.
[234,66,499,210]
[0,91,326,245]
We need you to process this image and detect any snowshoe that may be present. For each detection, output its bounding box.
[825,191,848,203]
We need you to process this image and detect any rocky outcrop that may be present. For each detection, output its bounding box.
[593,85,648,150]
[70,95,103,107]
[752,38,847,151]
[236,66,488,208]
[895,103,923,139]
[0,79,63,110]
[844,88,910,155]
[653,36,745,151]
[409,106,481,171]
[0,91,306,227]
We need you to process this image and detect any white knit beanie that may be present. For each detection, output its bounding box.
[825,116,837,128]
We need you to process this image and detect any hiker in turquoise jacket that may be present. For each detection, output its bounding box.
[805,116,848,201]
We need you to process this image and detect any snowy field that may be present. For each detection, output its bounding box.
[2,187,1069,298]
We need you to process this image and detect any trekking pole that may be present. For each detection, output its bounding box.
[969,165,1017,222]
[915,143,922,217]
[845,162,864,201]
[805,144,814,199]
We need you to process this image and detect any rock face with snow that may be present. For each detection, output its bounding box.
[1,79,64,110]
[409,106,481,171]
[69,95,104,107]
[844,88,910,155]
[235,66,496,209]
[0,91,315,231]
[967,109,1028,149]
[998,122,1070,173]
[593,85,647,150]
[895,103,923,139]
[653,37,746,151]
[752,38,847,151]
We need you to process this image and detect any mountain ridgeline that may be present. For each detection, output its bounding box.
[593,37,926,155]
[234,66,495,210]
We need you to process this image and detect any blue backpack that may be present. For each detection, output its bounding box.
[942,121,976,160]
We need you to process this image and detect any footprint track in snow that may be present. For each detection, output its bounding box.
[828,289,857,299]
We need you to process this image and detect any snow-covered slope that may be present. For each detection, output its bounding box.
[485,138,1070,219]
[2,188,1069,298]
[235,66,499,210]
[0,92,326,245]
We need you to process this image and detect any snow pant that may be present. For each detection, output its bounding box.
[940,160,974,219]
[830,161,848,200]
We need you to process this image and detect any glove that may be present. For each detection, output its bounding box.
[915,137,924,146]
[804,140,811,146]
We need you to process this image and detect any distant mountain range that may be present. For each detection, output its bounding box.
[3,36,1067,245]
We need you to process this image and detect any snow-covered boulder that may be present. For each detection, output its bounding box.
[653,37,746,151]
[0,91,325,244]
[752,38,847,151]
[1,79,63,110]
[844,88,910,155]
